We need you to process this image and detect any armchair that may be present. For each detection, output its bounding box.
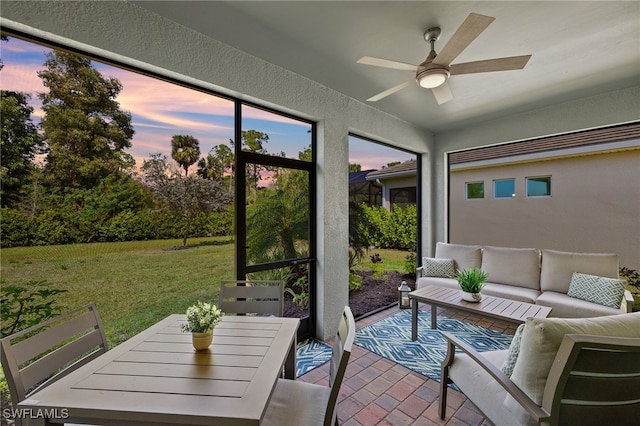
[439,312,640,425]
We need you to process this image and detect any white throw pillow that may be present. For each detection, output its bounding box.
[567,272,627,309]
[421,257,455,278]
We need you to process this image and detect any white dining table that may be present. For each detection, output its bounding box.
[18,315,299,425]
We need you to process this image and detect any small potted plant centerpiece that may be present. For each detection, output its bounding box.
[455,267,489,303]
[181,300,222,350]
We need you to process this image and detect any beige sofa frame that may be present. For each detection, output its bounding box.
[417,243,633,317]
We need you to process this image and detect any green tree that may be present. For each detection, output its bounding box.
[171,134,200,176]
[141,153,174,186]
[197,143,233,189]
[60,174,154,242]
[0,35,8,70]
[142,154,232,246]
[0,90,44,207]
[230,130,270,202]
[349,163,362,172]
[246,146,309,263]
[382,161,401,169]
[37,50,134,190]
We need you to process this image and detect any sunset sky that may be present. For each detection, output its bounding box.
[1,36,414,171]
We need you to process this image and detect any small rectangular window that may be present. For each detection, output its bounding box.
[527,176,551,197]
[494,179,515,198]
[466,182,484,199]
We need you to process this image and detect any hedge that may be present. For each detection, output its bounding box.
[0,207,233,248]
[358,204,417,250]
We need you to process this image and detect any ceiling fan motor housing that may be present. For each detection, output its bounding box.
[416,29,449,89]
[416,62,450,88]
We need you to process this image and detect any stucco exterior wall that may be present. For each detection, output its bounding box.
[0,0,432,340]
[449,149,640,269]
[430,86,640,259]
[376,176,416,210]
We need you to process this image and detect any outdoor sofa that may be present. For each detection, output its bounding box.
[417,243,633,317]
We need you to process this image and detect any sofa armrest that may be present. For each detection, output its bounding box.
[623,290,634,313]
[439,332,550,423]
[416,266,424,279]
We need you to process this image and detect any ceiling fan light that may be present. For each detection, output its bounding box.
[416,68,449,88]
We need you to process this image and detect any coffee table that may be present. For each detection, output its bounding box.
[410,285,552,341]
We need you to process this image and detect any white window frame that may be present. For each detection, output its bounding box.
[493,178,516,199]
[465,181,485,200]
[526,176,552,198]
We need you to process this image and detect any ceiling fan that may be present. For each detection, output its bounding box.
[357,13,531,104]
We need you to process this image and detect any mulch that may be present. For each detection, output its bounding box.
[283,270,416,319]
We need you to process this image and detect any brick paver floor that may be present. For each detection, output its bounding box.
[298,306,519,425]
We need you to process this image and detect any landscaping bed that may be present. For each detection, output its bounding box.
[283,270,416,319]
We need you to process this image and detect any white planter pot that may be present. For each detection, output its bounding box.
[461,291,482,303]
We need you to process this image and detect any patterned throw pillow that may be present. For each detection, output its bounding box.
[567,272,627,309]
[501,323,525,377]
[421,257,455,278]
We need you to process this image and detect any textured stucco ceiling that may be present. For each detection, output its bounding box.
[132,1,640,133]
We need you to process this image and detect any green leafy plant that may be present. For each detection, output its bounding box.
[620,266,640,312]
[284,276,309,308]
[620,267,640,288]
[349,272,364,291]
[403,251,417,275]
[455,268,489,293]
[357,204,417,250]
[0,280,68,338]
[180,301,222,333]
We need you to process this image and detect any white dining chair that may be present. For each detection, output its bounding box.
[262,306,355,426]
[1,304,108,426]
[219,280,284,316]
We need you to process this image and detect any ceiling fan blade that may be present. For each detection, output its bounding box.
[450,55,531,75]
[366,79,414,102]
[431,81,454,104]
[433,13,495,66]
[357,56,418,72]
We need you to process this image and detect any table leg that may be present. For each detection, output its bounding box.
[284,335,297,379]
[431,303,438,329]
[411,297,418,341]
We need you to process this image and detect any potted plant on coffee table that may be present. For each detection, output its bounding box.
[181,300,222,350]
[455,267,489,302]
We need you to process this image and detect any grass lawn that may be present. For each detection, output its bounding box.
[1,237,234,347]
[352,248,413,275]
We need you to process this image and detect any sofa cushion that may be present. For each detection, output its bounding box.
[435,242,482,272]
[540,249,618,293]
[567,272,627,309]
[501,323,525,377]
[480,246,541,290]
[450,350,537,425]
[416,277,458,291]
[421,257,455,278]
[535,291,624,318]
[506,312,640,419]
[481,283,540,304]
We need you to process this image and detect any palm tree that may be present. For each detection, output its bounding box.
[171,134,200,176]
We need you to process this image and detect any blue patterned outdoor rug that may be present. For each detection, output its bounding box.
[296,339,332,378]
[355,309,513,383]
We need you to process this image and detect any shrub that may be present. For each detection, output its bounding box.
[404,251,417,275]
[0,207,234,247]
[620,267,640,288]
[349,272,364,291]
[0,208,36,247]
[358,204,417,250]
